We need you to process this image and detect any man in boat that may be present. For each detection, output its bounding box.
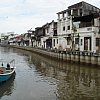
[6,63,10,70]
[0,68,3,73]
[0,67,5,74]
[1,63,3,66]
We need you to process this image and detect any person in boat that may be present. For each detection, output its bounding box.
[0,68,4,74]
[1,63,3,66]
[6,63,10,70]
[0,63,4,74]
[0,67,5,74]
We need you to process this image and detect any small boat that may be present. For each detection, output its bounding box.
[0,59,15,82]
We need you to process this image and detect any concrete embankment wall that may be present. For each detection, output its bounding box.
[10,46,100,66]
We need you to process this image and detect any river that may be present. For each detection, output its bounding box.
[0,46,100,100]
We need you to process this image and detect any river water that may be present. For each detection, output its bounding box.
[0,46,100,100]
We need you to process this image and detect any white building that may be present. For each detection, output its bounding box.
[41,20,57,49]
[57,1,100,52]
[0,33,9,45]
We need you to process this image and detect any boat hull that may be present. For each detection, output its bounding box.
[0,69,15,82]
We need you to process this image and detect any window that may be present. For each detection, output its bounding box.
[57,39,58,44]
[75,38,79,44]
[99,19,100,34]
[73,9,78,16]
[79,9,82,16]
[99,29,100,34]
[68,26,70,30]
[67,37,71,45]
[53,39,55,46]
[96,38,100,46]
[63,26,65,31]
[62,13,64,18]
[47,28,49,33]
[81,39,82,45]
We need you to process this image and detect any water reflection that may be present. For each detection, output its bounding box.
[0,73,16,99]
[28,52,100,100]
[1,47,100,100]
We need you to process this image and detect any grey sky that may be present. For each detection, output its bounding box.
[0,0,100,34]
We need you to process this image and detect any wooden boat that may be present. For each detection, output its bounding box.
[0,59,15,82]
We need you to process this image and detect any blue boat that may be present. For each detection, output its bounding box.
[0,59,15,82]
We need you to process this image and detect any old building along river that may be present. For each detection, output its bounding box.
[0,46,100,100]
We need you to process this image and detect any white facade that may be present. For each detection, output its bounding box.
[57,9,100,52]
[41,36,48,48]
[41,20,57,49]
[57,10,73,51]
[45,22,54,37]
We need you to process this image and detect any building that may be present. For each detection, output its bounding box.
[57,1,100,52]
[5,1,100,53]
[41,20,57,49]
[0,33,9,45]
[33,20,57,49]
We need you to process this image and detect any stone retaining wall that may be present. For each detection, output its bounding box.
[10,46,100,66]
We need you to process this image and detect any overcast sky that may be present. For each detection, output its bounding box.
[0,0,100,34]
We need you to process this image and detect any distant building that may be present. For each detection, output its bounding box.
[0,33,9,45]
[41,20,57,49]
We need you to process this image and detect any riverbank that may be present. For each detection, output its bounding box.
[9,45,100,66]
